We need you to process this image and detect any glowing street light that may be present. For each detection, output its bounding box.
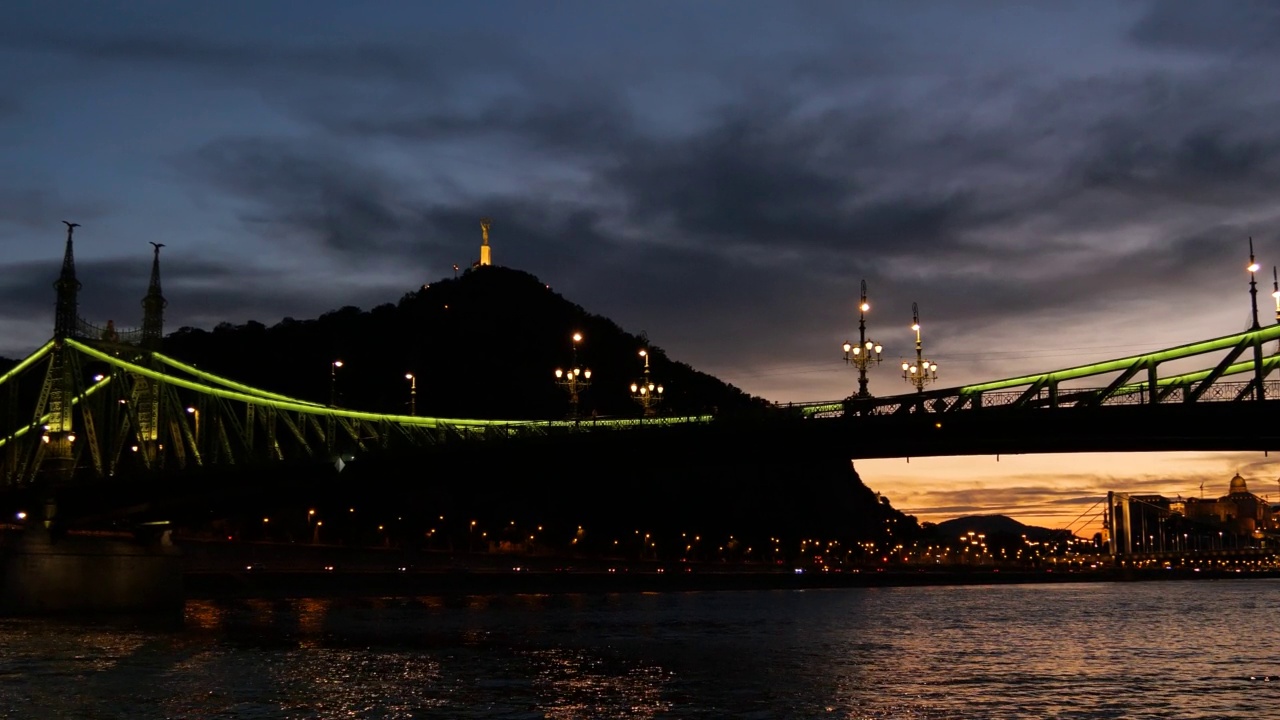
[1248,238,1262,330]
[842,279,884,399]
[329,360,344,406]
[405,372,417,416]
[901,302,938,393]
[629,349,664,417]
[186,406,200,445]
[554,332,592,420]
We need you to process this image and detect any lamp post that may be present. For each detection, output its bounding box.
[842,279,883,398]
[1247,241,1265,400]
[630,349,664,417]
[1248,238,1262,330]
[328,360,343,453]
[554,332,592,420]
[329,360,344,406]
[405,373,417,416]
[901,302,938,393]
[185,406,200,448]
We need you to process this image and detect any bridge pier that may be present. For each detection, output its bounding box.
[0,527,182,617]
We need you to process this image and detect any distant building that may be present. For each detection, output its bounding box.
[1108,473,1276,555]
[1184,473,1274,535]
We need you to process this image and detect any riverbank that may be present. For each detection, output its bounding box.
[182,565,1280,599]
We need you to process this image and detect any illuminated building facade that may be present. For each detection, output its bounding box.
[1184,473,1274,535]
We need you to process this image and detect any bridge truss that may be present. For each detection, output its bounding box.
[0,338,711,487]
[796,323,1280,418]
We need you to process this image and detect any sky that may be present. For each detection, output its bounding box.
[4,1,1280,534]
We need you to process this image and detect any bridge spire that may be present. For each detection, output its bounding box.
[53,221,82,339]
[141,242,167,351]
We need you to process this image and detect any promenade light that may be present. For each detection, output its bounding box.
[842,280,883,399]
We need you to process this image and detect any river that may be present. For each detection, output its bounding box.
[0,579,1276,718]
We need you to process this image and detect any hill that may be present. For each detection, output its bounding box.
[158,266,923,553]
[163,265,770,420]
[934,514,1061,542]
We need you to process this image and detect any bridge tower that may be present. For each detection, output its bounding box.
[1106,492,1133,557]
[132,242,168,466]
[27,222,84,526]
[141,242,166,350]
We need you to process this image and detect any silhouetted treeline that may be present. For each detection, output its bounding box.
[163,266,771,420]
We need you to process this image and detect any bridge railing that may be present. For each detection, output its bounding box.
[788,378,1280,418]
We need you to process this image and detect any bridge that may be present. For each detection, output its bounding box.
[3,225,1280,523]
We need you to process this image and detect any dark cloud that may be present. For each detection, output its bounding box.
[178,137,440,257]
[1130,1,1280,56]
[1073,123,1280,204]
[0,188,107,234]
[8,32,443,90]
[164,50,1280,387]
[12,5,1280,398]
[0,253,407,357]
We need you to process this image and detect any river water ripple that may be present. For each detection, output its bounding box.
[0,579,1277,718]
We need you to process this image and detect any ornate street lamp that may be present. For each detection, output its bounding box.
[841,279,883,398]
[554,332,592,420]
[630,349,664,416]
[901,302,938,393]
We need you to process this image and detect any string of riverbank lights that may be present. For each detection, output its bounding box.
[554,332,591,420]
[239,498,1274,572]
[902,302,939,393]
[841,279,883,398]
[630,348,664,416]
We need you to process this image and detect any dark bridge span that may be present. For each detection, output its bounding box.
[803,399,1280,459]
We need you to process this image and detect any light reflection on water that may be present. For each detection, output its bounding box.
[0,581,1277,718]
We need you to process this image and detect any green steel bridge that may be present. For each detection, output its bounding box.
[5,225,1280,497]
